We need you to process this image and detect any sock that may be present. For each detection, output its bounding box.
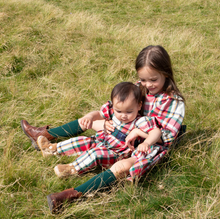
[75,169,117,194]
[48,119,83,138]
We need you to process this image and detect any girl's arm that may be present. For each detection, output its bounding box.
[79,111,103,130]
[136,128,161,152]
[125,128,161,151]
[125,128,147,150]
[150,96,185,146]
[125,115,162,151]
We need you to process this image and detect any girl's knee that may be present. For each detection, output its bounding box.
[110,158,136,178]
[92,120,105,131]
[78,118,87,131]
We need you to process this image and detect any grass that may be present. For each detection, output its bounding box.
[0,0,220,218]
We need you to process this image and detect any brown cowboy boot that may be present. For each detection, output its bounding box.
[21,120,56,151]
[37,136,58,157]
[47,188,82,213]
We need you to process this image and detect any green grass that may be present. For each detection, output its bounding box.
[0,0,220,218]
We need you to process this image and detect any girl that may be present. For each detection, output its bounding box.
[46,45,185,213]
[37,82,161,178]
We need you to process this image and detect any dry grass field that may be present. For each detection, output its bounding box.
[0,0,220,218]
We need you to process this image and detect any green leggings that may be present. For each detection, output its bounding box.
[48,119,83,138]
[75,169,116,194]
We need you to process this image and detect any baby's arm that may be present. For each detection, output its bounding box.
[79,111,103,130]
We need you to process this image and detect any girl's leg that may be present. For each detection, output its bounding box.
[46,147,168,213]
[56,136,96,156]
[91,120,105,132]
[48,120,84,137]
[110,157,137,178]
[49,120,104,137]
[74,169,116,194]
[47,169,116,213]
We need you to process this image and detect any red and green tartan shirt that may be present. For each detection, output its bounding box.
[140,92,185,147]
[98,101,158,156]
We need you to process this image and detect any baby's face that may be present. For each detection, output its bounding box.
[112,94,142,124]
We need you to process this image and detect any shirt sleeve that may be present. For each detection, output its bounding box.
[100,101,114,120]
[152,96,185,146]
[135,116,159,133]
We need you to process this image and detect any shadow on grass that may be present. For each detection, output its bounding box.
[137,126,219,186]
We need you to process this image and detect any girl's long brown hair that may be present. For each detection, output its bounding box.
[135,45,185,101]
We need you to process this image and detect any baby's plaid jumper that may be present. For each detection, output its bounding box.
[57,101,153,174]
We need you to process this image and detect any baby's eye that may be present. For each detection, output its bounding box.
[116,110,121,113]
[127,111,133,114]
[151,79,157,82]
[140,78,145,82]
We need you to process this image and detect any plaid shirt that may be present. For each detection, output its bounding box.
[97,101,152,156]
[142,92,185,146]
[126,86,185,181]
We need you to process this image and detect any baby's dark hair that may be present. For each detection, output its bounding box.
[135,45,184,101]
[111,82,145,115]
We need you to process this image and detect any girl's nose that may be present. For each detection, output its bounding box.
[146,81,152,88]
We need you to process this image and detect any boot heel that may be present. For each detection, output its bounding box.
[47,188,82,214]
[47,194,62,214]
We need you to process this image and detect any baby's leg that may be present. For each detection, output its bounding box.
[54,146,118,177]
[57,136,95,156]
[37,136,58,157]
[37,135,92,157]
[73,146,118,174]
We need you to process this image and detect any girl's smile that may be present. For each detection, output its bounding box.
[138,66,166,95]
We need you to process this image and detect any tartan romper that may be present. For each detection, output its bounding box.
[56,101,153,175]
[126,91,185,181]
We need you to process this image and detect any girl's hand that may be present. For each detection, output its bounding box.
[137,142,150,152]
[79,116,93,129]
[125,129,139,151]
[104,120,114,134]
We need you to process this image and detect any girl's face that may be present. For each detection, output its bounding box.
[113,94,142,124]
[138,66,166,95]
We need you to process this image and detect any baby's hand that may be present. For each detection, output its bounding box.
[125,129,139,151]
[104,120,114,134]
[137,142,150,152]
[79,116,93,129]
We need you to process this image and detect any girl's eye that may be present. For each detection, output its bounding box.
[140,79,145,82]
[151,79,157,82]
[127,112,133,114]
